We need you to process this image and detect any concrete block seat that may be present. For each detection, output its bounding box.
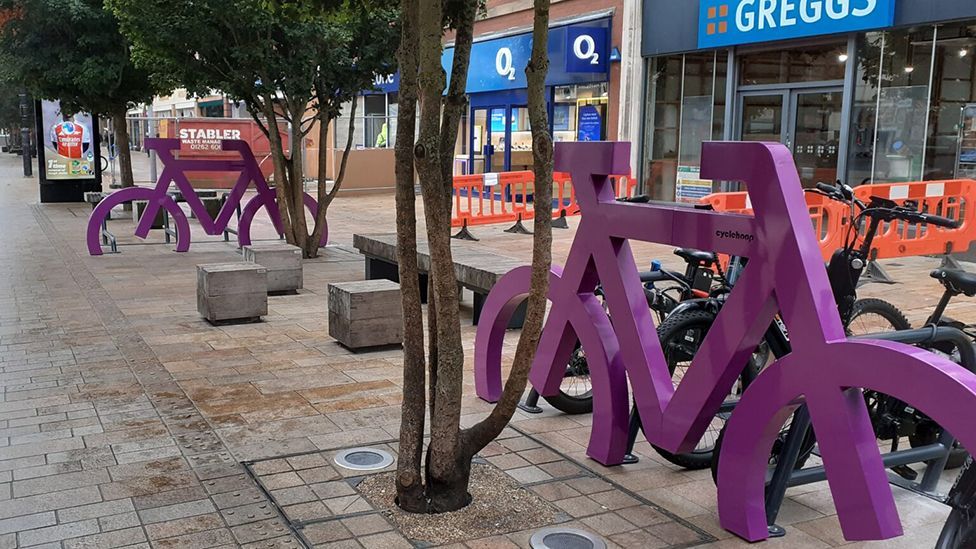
[197,263,268,325]
[328,279,403,350]
[243,243,303,294]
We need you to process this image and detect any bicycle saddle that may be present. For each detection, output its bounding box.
[931,269,976,297]
[674,248,715,266]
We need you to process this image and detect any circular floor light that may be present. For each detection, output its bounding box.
[529,527,607,549]
[333,447,395,471]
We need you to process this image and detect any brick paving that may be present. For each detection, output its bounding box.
[1,150,974,547]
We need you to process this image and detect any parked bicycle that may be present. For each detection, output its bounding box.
[709,181,965,501]
[939,455,976,548]
[86,138,327,256]
[476,140,976,543]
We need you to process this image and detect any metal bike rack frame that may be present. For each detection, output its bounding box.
[763,326,976,535]
[99,218,118,254]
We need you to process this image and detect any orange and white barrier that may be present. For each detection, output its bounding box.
[853,180,976,260]
[452,170,636,238]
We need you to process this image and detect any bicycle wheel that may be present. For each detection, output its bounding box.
[938,457,976,549]
[710,417,817,486]
[541,342,592,415]
[846,298,911,336]
[909,421,968,470]
[650,310,759,470]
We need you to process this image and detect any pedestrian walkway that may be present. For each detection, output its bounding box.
[0,151,970,547]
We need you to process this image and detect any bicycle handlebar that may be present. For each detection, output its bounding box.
[916,213,961,229]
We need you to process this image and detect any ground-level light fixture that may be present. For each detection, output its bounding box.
[529,527,607,549]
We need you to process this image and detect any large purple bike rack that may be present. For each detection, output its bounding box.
[86,138,327,256]
[474,141,976,542]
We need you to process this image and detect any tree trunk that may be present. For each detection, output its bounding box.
[111,110,134,188]
[393,0,553,515]
[309,98,358,258]
[461,0,553,459]
[286,100,312,257]
[414,0,470,513]
[260,97,297,246]
[393,0,428,514]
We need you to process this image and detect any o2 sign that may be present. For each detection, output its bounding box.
[566,27,609,73]
[496,47,516,81]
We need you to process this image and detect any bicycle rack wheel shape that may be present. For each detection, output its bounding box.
[473,140,976,543]
[237,192,328,248]
[86,138,329,255]
[87,186,191,256]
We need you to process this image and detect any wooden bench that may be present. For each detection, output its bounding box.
[329,280,403,350]
[352,233,527,327]
[197,263,268,324]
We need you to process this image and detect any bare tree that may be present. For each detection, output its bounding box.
[394,0,553,513]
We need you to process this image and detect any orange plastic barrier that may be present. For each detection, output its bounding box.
[700,191,847,261]
[452,170,635,233]
[853,180,976,259]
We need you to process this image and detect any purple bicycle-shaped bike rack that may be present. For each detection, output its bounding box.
[475,140,976,542]
[86,138,327,256]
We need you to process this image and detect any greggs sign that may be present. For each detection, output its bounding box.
[698,0,895,48]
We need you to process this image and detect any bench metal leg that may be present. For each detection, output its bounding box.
[365,257,428,304]
[473,292,526,328]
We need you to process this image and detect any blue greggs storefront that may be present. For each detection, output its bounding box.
[640,0,976,202]
[441,15,614,175]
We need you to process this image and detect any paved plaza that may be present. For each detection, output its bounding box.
[0,151,973,548]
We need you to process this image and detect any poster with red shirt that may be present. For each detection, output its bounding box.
[41,100,96,180]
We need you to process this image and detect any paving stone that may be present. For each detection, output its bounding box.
[137,498,216,524]
[62,527,148,549]
[220,502,277,527]
[144,512,224,540]
[58,499,136,523]
[98,511,142,532]
[340,514,394,536]
[0,511,56,535]
[0,486,102,520]
[301,520,353,544]
[13,469,111,497]
[358,531,413,549]
[17,518,100,546]
[147,527,236,549]
[231,517,291,544]
[131,486,209,510]
[240,535,303,549]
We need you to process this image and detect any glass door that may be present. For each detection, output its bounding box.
[789,89,844,188]
[737,92,787,143]
[487,107,510,172]
[470,108,491,174]
[736,88,844,187]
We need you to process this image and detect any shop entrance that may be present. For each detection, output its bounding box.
[471,106,509,174]
[737,87,844,188]
[470,104,533,174]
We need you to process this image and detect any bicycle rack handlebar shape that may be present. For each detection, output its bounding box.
[86,138,327,256]
[473,140,976,543]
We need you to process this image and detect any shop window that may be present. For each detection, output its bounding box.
[642,56,683,202]
[641,51,727,203]
[739,43,848,86]
[553,83,609,144]
[334,93,396,150]
[925,24,976,180]
[846,32,885,186]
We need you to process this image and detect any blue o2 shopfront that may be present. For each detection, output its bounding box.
[639,0,976,202]
[445,14,615,175]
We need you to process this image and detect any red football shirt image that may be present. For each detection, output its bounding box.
[50,121,91,159]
